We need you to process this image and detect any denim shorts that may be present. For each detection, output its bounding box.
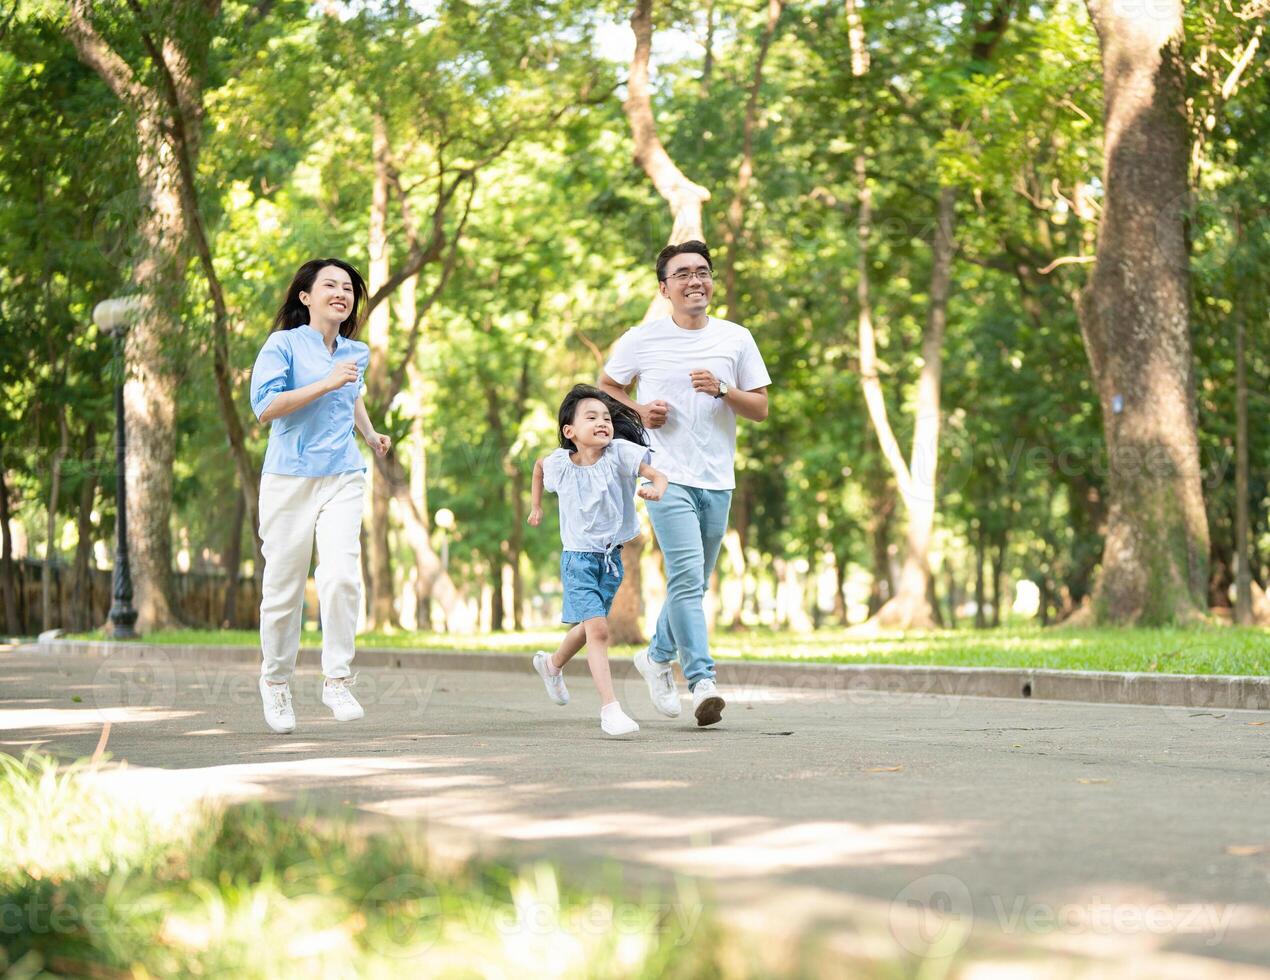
[560,549,624,625]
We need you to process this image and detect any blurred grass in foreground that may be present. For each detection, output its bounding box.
[75,624,1270,675]
[0,752,731,979]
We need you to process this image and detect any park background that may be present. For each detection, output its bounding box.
[2,0,1268,666]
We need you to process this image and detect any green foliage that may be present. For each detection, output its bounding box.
[1,0,1267,629]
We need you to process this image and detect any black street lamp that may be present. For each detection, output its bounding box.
[93,297,142,639]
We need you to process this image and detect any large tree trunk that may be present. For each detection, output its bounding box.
[124,215,184,632]
[66,2,209,632]
[1078,0,1209,623]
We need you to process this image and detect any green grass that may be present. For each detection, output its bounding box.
[70,624,1270,675]
[0,752,735,979]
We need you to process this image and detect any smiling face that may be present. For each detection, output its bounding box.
[563,397,614,451]
[300,264,355,328]
[658,251,714,318]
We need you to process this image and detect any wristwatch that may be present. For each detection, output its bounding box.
[715,381,729,399]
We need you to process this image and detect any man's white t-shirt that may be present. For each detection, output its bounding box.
[603,316,771,490]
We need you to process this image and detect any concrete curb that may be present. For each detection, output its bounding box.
[37,638,1270,711]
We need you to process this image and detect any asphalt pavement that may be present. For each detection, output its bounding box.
[3,648,1269,977]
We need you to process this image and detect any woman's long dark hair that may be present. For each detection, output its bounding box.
[272,258,367,339]
[557,384,649,452]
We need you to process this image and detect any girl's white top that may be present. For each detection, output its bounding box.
[543,438,650,553]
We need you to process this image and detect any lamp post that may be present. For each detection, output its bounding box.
[93,297,143,639]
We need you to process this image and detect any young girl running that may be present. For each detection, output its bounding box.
[249,258,392,734]
[528,384,668,736]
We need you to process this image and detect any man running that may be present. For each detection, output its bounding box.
[599,240,771,727]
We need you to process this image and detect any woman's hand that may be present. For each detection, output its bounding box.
[367,431,392,456]
[528,506,543,527]
[326,360,360,392]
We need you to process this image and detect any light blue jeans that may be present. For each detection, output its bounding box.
[646,483,733,690]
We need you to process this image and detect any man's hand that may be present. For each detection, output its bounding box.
[639,399,670,429]
[690,370,721,397]
[326,360,360,392]
[528,506,543,527]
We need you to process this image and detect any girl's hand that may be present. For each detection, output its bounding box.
[528,506,543,526]
[368,431,392,456]
[326,360,360,391]
[638,483,663,502]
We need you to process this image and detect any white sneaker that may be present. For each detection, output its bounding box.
[634,648,681,718]
[321,677,364,721]
[692,678,725,727]
[259,677,295,734]
[600,701,639,736]
[533,652,569,705]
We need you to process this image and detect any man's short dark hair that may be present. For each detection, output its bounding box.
[656,240,712,282]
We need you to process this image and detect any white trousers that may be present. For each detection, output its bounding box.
[258,470,365,683]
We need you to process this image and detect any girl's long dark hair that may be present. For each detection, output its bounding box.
[557,384,649,452]
[272,258,367,339]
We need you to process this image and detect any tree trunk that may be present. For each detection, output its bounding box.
[43,411,69,632]
[1234,307,1252,623]
[720,0,784,322]
[718,529,746,629]
[944,561,957,629]
[125,268,183,631]
[624,0,710,269]
[0,461,18,635]
[508,467,526,631]
[383,447,460,627]
[866,484,894,616]
[1209,534,1234,610]
[66,2,197,632]
[608,530,646,644]
[1077,0,1209,623]
[139,23,264,582]
[974,522,986,628]
[990,529,1007,627]
[864,186,955,629]
[832,546,849,625]
[701,0,716,96]
[221,488,245,627]
[489,557,506,632]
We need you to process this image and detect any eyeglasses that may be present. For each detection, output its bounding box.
[663,268,714,283]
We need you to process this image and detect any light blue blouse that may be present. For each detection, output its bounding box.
[250,324,371,478]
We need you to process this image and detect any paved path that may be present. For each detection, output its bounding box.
[3,649,1269,976]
